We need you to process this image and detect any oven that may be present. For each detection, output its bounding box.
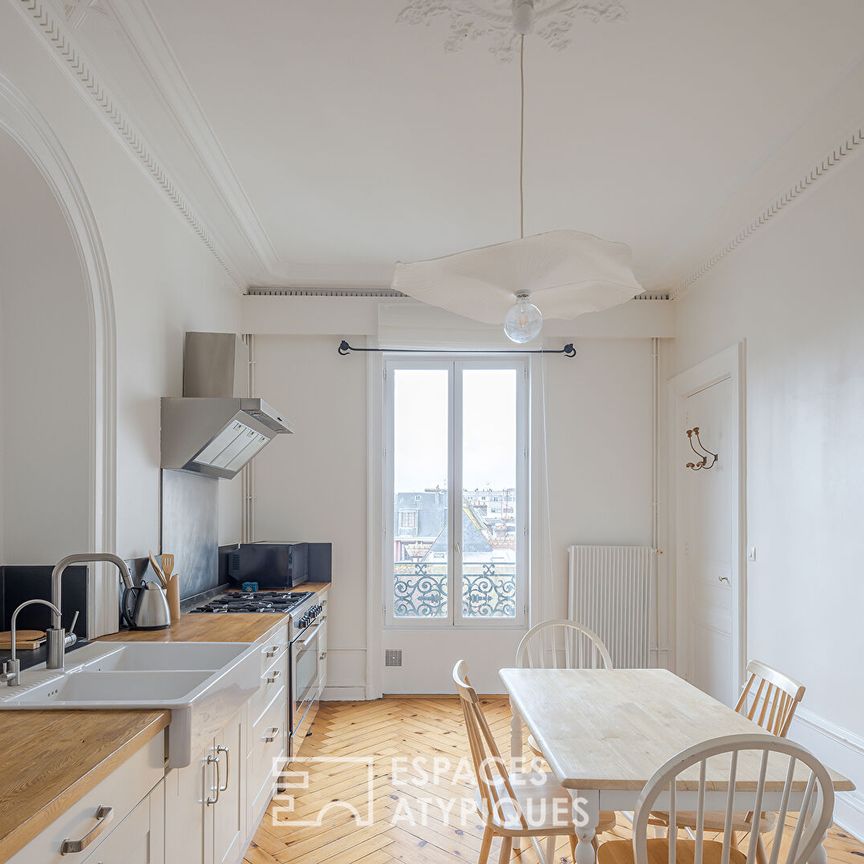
[290,597,326,756]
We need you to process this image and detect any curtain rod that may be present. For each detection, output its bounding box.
[338,340,576,357]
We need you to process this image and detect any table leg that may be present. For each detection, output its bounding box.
[509,697,523,768]
[573,791,599,864]
[509,698,523,852]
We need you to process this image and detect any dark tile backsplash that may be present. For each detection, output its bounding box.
[0,565,88,636]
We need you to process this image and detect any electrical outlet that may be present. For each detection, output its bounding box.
[385,649,403,667]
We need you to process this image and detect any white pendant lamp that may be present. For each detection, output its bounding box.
[392,5,643,342]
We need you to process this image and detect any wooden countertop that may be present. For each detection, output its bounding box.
[0,710,169,861]
[99,612,288,643]
[99,582,327,643]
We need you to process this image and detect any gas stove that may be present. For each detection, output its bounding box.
[190,590,313,615]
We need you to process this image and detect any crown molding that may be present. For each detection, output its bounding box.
[674,123,864,300]
[98,0,281,275]
[15,0,243,285]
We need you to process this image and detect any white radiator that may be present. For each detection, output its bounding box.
[567,544,655,669]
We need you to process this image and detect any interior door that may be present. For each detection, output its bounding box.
[680,377,736,706]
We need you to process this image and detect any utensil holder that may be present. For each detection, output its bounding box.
[167,574,181,622]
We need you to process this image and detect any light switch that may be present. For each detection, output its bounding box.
[747,546,757,562]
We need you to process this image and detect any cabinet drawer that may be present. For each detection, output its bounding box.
[9,733,164,864]
[257,624,289,675]
[81,782,162,864]
[248,686,287,797]
[249,648,288,725]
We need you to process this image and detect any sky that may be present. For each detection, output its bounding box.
[393,368,517,492]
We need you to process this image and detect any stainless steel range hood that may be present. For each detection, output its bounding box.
[161,332,292,480]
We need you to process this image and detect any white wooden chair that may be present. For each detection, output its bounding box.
[453,660,581,863]
[600,733,834,864]
[651,660,806,861]
[515,620,618,842]
[516,619,614,672]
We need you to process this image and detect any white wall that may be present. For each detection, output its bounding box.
[0,2,241,570]
[674,149,864,833]
[0,133,90,563]
[251,335,368,697]
[248,331,657,696]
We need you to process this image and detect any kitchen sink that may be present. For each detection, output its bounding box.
[81,642,249,671]
[0,641,261,768]
[8,670,213,702]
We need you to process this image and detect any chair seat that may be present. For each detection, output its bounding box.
[599,839,748,864]
[475,772,616,835]
[650,810,777,834]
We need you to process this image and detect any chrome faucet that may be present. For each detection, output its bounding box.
[47,553,134,671]
[1,599,65,686]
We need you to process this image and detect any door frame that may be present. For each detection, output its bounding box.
[668,343,746,701]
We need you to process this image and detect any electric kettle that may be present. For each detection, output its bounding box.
[121,581,171,630]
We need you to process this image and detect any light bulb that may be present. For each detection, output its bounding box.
[512,0,535,34]
[504,292,543,343]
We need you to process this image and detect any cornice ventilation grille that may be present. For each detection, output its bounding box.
[247,287,409,298]
[633,292,671,301]
[679,125,864,297]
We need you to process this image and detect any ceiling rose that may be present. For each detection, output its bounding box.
[396,0,627,60]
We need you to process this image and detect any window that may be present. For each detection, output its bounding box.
[384,358,528,627]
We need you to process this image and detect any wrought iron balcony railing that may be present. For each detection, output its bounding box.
[392,561,516,619]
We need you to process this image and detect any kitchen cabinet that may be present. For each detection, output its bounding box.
[164,706,245,864]
[8,733,165,864]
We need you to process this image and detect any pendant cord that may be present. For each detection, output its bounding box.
[519,33,525,240]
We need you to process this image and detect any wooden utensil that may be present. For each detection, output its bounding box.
[161,553,175,581]
[148,550,167,588]
[166,573,181,623]
[0,629,46,650]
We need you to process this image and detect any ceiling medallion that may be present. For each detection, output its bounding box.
[396,0,627,61]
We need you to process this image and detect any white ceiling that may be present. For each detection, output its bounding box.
[52,0,864,293]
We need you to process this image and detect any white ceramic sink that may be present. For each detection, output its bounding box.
[82,642,248,671]
[11,670,213,702]
[0,641,262,767]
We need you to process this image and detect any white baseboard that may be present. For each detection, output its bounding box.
[790,706,864,841]
[321,685,367,701]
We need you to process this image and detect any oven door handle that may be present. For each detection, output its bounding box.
[299,618,325,648]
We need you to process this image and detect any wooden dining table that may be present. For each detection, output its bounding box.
[500,668,855,864]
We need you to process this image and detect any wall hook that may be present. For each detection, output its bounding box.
[685,426,719,470]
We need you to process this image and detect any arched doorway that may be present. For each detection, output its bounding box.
[0,73,116,633]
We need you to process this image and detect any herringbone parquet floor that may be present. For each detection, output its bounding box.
[243,698,864,864]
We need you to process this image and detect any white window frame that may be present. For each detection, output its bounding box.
[383,355,529,629]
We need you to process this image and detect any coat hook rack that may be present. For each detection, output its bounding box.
[685,426,719,470]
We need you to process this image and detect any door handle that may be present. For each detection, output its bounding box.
[206,752,220,805]
[719,575,730,584]
[216,745,230,792]
[60,805,113,853]
[301,620,325,648]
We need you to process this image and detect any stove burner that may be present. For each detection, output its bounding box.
[190,590,314,615]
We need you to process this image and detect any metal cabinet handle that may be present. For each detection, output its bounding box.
[60,805,114,853]
[263,726,279,743]
[319,651,327,661]
[264,644,279,658]
[719,575,730,584]
[206,753,220,805]
[266,669,281,684]
[216,744,230,792]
